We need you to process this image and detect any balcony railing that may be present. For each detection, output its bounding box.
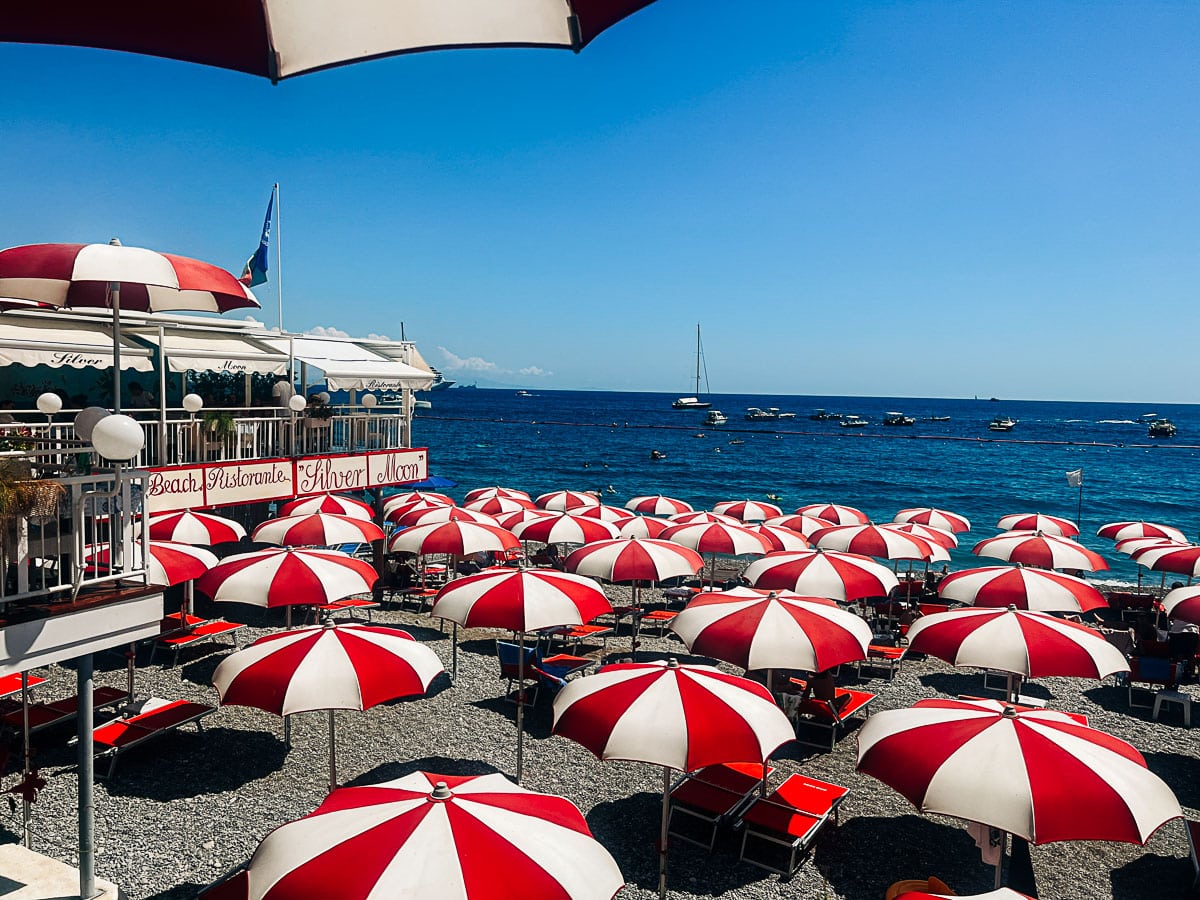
[0,470,148,607]
[0,405,410,471]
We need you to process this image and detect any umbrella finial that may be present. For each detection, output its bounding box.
[429,781,453,801]
[321,616,337,629]
[666,658,680,669]
[1001,705,1018,718]
[109,237,122,246]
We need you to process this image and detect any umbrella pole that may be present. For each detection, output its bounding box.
[328,709,337,794]
[659,766,670,900]
[451,622,459,682]
[994,828,1007,889]
[21,672,31,848]
[110,281,122,413]
[126,643,135,702]
[284,714,291,748]
[631,581,641,660]
[516,630,526,783]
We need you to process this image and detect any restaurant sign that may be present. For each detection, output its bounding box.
[146,448,428,513]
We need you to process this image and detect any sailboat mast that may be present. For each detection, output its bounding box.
[694,323,702,396]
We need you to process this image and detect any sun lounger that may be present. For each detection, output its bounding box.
[642,609,678,637]
[737,773,850,874]
[1,686,129,735]
[310,596,380,623]
[669,762,776,851]
[149,619,247,666]
[857,644,905,680]
[91,697,215,777]
[0,672,46,700]
[1185,818,1200,893]
[791,688,876,751]
[540,623,614,655]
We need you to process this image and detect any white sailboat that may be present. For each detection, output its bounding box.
[671,323,712,409]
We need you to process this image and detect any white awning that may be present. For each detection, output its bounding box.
[265,335,434,391]
[0,317,153,371]
[132,328,289,376]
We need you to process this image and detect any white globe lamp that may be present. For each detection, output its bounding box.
[317,392,331,404]
[361,393,378,409]
[289,394,308,412]
[90,414,146,461]
[36,392,63,417]
[182,393,204,414]
[73,406,111,442]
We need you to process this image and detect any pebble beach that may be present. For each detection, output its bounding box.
[4,585,1197,900]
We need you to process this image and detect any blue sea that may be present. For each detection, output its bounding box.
[410,390,1199,588]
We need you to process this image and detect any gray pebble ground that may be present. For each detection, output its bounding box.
[2,587,1196,899]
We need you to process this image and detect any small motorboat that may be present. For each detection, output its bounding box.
[839,415,868,428]
[1148,419,1177,437]
[883,412,915,426]
[649,449,667,460]
[704,409,729,426]
[989,416,1017,432]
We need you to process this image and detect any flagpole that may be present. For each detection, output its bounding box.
[1076,478,1083,536]
[274,183,283,332]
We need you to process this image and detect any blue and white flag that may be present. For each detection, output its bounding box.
[239,191,273,287]
[1066,469,1083,488]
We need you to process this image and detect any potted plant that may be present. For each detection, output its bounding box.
[305,398,334,429]
[202,410,237,438]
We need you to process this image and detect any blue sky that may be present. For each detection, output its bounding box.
[1,2,1196,402]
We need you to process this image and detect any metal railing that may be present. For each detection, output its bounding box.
[0,470,148,606]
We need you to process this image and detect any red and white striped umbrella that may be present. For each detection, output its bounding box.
[670,588,871,672]
[1113,536,1181,557]
[1127,542,1200,578]
[742,523,811,552]
[856,697,1181,845]
[510,512,619,546]
[87,540,217,587]
[4,1,659,82]
[625,495,693,516]
[432,567,612,780]
[213,620,443,793]
[148,509,246,545]
[387,521,519,557]
[659,522,774,557]
[463,486,532,504]
[0,242,258,313]
[810,523,948,562]
[888,521,958,549]
[937,566,1106,613]
[495,508,559,531]
[553,659,793,899]
[463,496,536,516]
[795,503,870,526]
[383,491,454,513]
[241,772,623,900]
[616,516,671,539]
[761,514,837,538]
[384,498,458,524]
[712,499,783,523]
[569,504,635,525]
[743,549,900,603]
[904,607,1128,681]
[1163,585,1200,625]
[433,568,611,635]
[214,622,443,716]
[279,494,374,521]
[995,513,1079,538]
[1097,520,1187,544]
[667,510,739,526]
[972,531,1108,572]
[393,506,499,529]
[893,507,972,534]
[252,513,385,547]
[196,548,378,608]
[564,538,703,584]
[535,490,601,511]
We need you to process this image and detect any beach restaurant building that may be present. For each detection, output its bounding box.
[0,307,434,894]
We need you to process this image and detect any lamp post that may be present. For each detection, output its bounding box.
[182,393,203,464]
[288,393,307,456]
[73,411,145,900]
